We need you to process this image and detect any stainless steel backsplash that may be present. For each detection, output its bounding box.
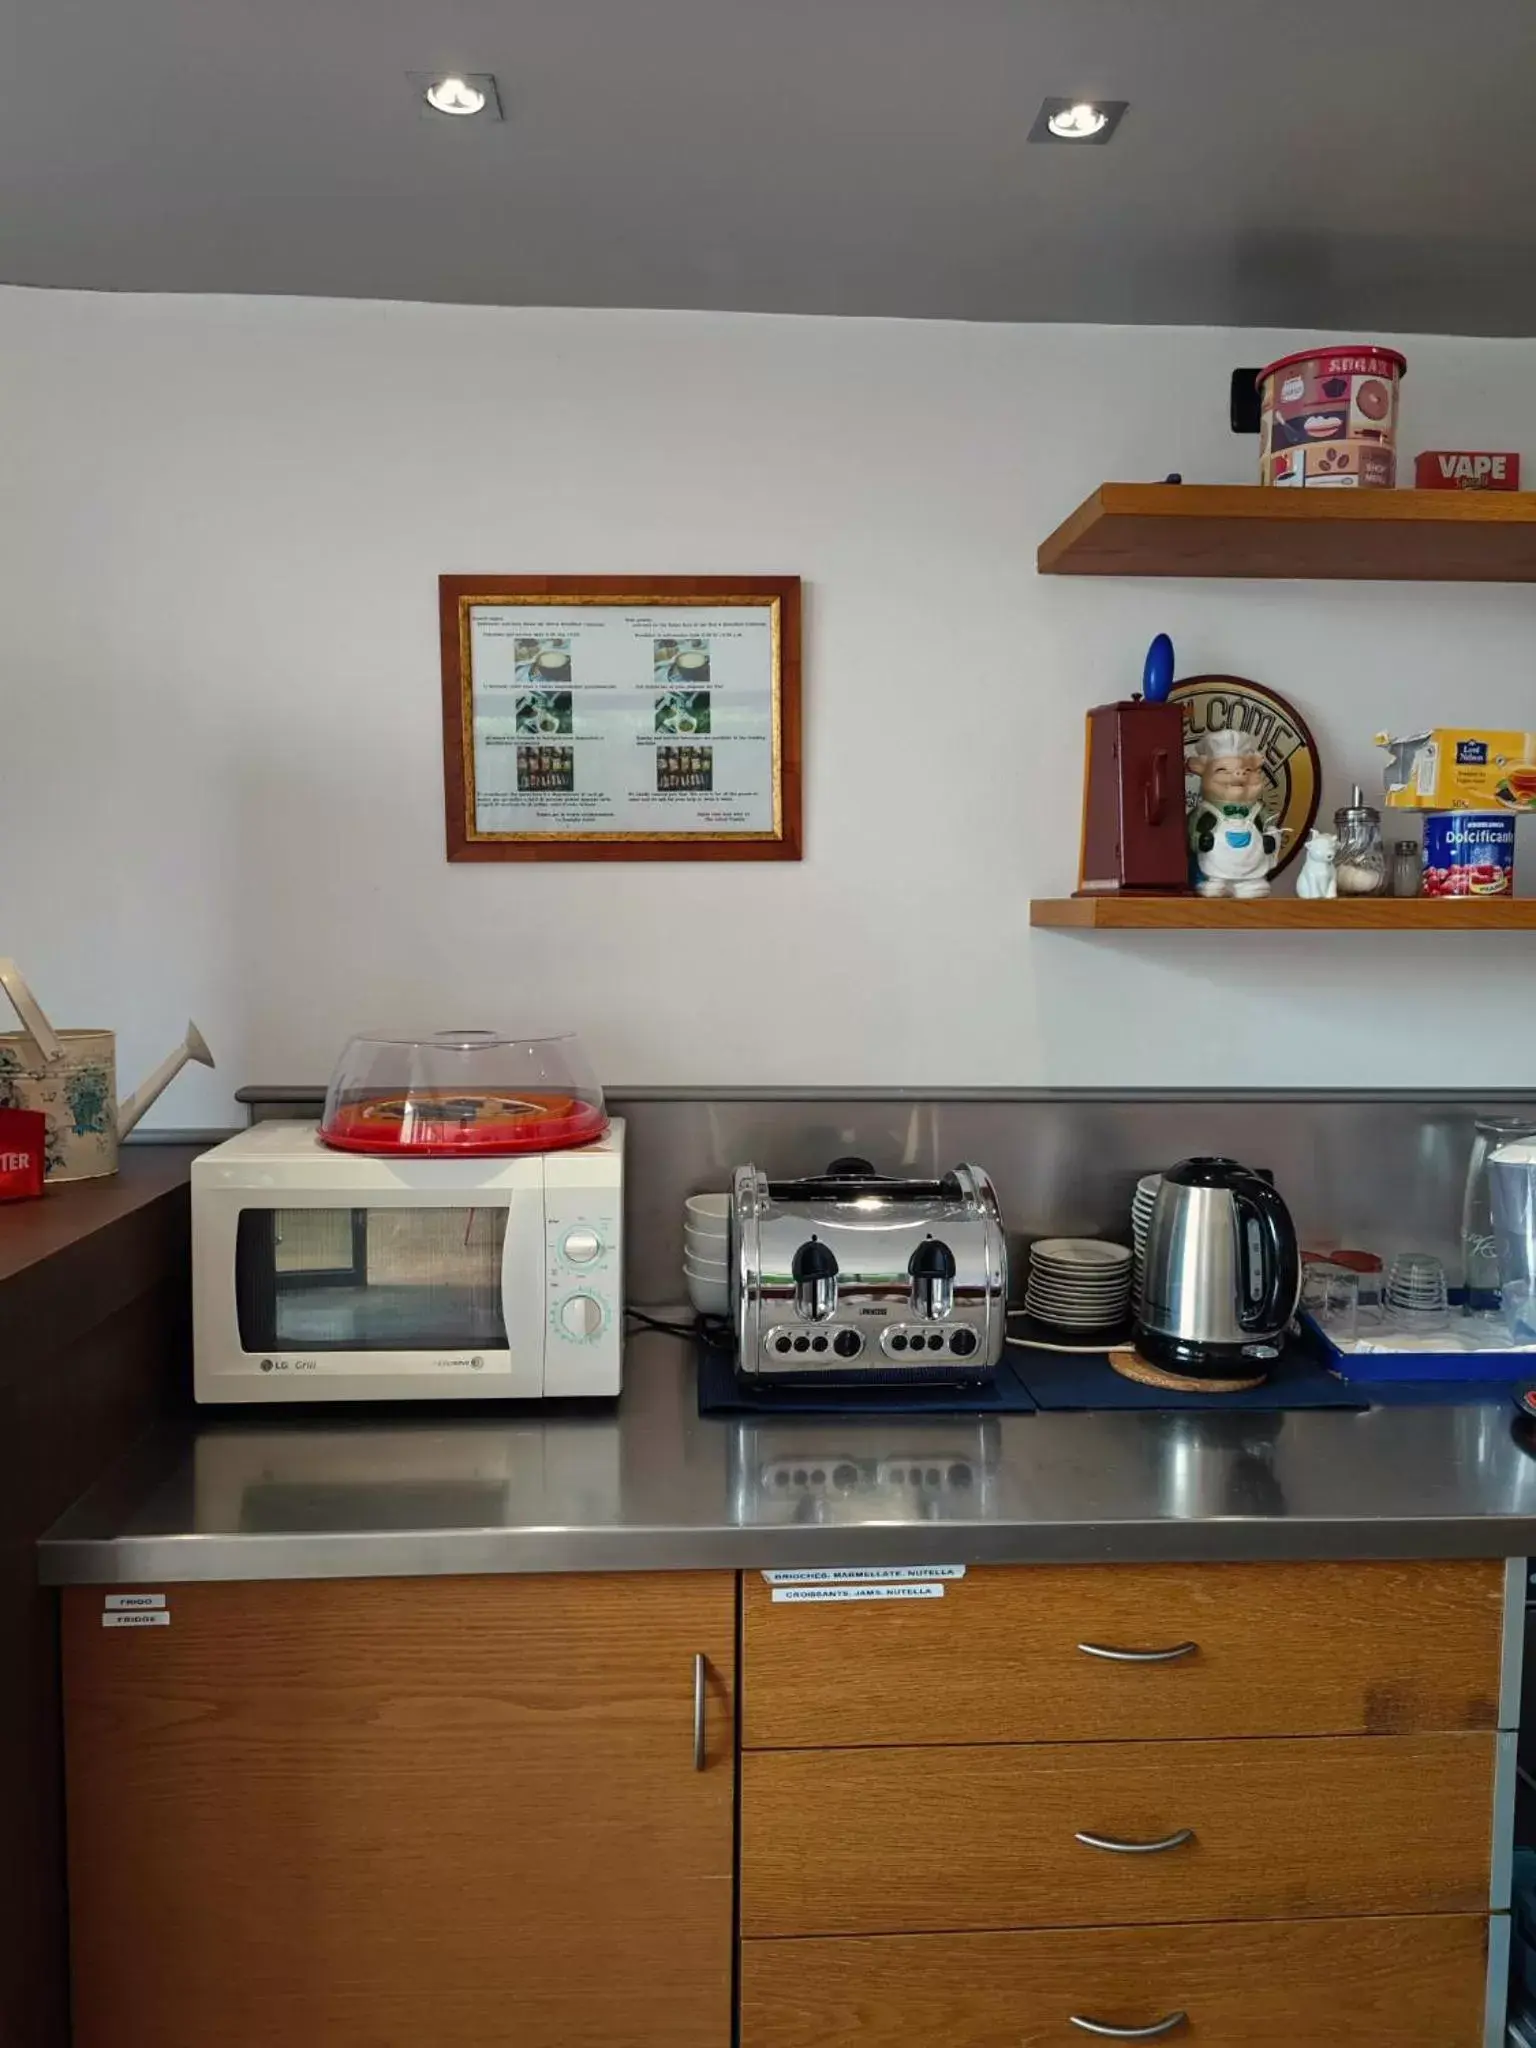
[236,1086,1536,1306]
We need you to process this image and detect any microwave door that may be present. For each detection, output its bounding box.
[235,1204,532,1388]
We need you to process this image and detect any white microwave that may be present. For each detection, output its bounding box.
[192,1120,624,1403]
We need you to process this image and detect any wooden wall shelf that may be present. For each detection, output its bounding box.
[1037,483,1536,581]
[1031,896,1536,931]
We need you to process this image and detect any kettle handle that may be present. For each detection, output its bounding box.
[1231,1174,1299,1335]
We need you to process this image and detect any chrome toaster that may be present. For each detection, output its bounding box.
[731,1158,1008,1384]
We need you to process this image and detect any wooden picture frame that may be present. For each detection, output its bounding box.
[440,574,802,861]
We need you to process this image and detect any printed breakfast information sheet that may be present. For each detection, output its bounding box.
[469,604,779,836]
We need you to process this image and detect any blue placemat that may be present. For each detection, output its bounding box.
[1013,1340,1369,1412]
[695,1344,1037,1417]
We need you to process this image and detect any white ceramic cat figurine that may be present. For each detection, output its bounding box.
[1295,828,1339,900]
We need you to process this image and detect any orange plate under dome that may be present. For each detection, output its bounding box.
[318,1032,609,1157]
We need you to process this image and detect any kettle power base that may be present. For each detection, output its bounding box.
[1108,1348,1267,1395]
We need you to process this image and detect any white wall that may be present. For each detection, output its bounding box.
[2,285,1534,1120]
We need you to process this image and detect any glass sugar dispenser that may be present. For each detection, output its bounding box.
[1333,785,1388,897]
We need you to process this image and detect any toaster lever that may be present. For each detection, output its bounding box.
[792,1236,840,1321]
[908,1236,957,1319]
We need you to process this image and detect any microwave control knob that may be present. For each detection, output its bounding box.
[562,1228,602,1265]
[560,1294,604,1340]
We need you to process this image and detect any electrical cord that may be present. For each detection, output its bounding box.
[625,1306,732,1346]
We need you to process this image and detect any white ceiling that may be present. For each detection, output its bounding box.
[3,0,1533,332]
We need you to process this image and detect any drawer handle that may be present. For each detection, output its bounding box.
[1075,1827,1195,1856]
[1069,2013,1188,2040]
[694,1653,707,1771]
[1076,1640,1197,1664]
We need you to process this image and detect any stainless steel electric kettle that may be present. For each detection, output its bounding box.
[1137,1157,1301,1378]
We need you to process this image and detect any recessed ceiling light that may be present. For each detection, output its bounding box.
[1028,96,1128,145]
[426,76,486,116]
[1049,102,1107,139]
[409,71,504,122]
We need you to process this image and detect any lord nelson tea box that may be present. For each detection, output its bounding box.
[1377,727,1536,811]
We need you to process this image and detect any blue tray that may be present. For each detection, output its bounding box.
[1306,1311,1536,1383]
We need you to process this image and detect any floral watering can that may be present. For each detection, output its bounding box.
[0,959,215,1182]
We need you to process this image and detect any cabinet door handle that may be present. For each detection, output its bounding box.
[1075,1827,1194,1856]
[1144,749,1169,827]
[1076,1640,1197,1663]
[693,1653,707,1771]
[1069,2012,1188,2039]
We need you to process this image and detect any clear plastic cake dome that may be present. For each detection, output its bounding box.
[319,1030,608,1156]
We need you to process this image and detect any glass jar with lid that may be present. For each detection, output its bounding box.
[1391,838,1422,897]
[1333,785,1388,896]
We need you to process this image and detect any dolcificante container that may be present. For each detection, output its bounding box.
[1422,811,1516,897]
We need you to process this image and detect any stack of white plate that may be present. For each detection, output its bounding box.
[1025,1237,1133,1331]
[1131,1173,1162,1310]
[683,1193,731,1316]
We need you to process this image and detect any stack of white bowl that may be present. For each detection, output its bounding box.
[1024,1238,1133,1332]
[1131,1173,1162,1312]
[683,1193,732,1316]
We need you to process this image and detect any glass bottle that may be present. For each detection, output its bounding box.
[1333,785,1388,896]
[1391,838,1422,897]
[1462,1116,1536,1316]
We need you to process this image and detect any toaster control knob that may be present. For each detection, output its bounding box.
[949,1327,978,1358]
[792,1236,840,1322]
[561,1228,602,1265]
[908,1236,957,1320]
[832,1329,862,1359]
[560,1294,604,1340]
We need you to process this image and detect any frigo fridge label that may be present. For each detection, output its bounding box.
[103,1593,169,1625]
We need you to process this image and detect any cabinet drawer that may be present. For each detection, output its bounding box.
[742,1560,1503,1747]
[740,1915,1491,2048]
[742,1732,1493,1936]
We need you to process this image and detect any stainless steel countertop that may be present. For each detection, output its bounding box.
[37,1335,1536,1584]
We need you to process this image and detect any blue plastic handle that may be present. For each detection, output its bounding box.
[1143,633,1175,703]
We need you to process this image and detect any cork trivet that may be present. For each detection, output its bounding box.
[1108,1347,1266,1395]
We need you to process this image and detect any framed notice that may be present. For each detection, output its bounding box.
[440,575,802,861]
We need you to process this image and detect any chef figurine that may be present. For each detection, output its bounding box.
[1187,729,1282,898]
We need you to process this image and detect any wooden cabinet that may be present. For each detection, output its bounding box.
[740,1557,1507,2048]
[742,1732,1494,1936]
[741,1916,1492,2048]
[62,1573,735,2048]
[742,1559,1505,1747]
